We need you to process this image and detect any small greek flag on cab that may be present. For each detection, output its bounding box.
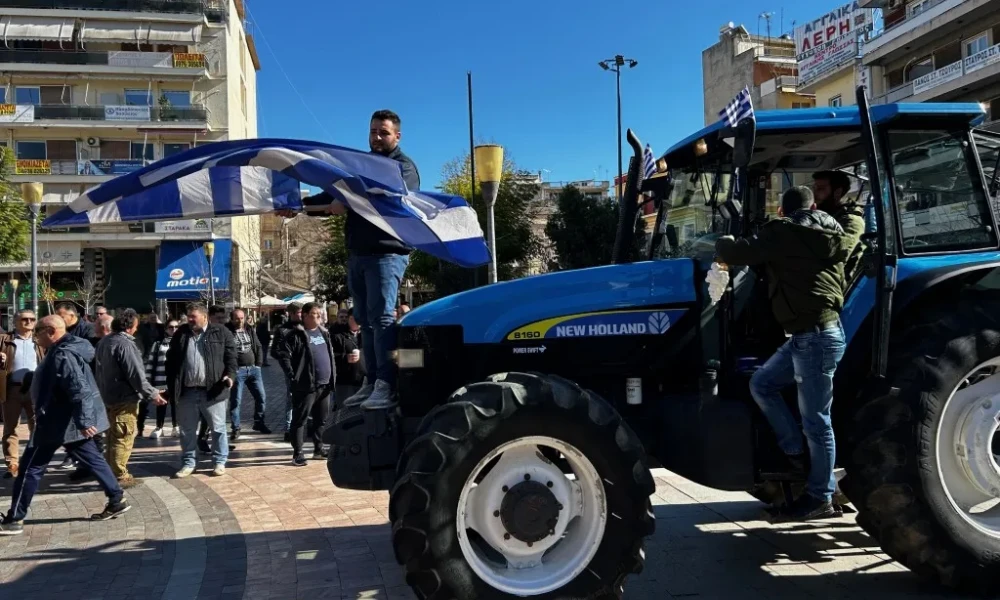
[719,86,754,127]
[642,144,656,180]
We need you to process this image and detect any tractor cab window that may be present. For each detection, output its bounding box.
[888,129,997,252]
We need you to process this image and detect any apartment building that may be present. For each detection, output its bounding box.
[0,0,260,317]
[703,23,815,127]
[795,2,874,107]
[259,210,328,297]
[527,177,612,274]
[861,0,1000,122]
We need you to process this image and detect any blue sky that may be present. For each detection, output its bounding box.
[248,0,838,190]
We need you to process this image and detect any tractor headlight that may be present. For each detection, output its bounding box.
[394,348,425,369]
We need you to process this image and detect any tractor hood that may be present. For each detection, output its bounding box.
[401,259,697,344]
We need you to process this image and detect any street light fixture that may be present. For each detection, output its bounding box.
[474,144,504,284]
[203,241,216,305]
[9,277,19,322]
[598,55,638,202]
[21,182,42,314]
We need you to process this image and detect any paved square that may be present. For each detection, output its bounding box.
[0,364,966,599]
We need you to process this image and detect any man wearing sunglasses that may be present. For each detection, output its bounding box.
[0,311,44,479]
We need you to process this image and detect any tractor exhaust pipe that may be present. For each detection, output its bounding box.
[612,129,644,264]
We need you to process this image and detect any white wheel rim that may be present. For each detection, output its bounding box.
[456,435,607,596]
[936,357,1000,538]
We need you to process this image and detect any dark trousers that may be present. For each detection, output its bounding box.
[9,438,122,521]
[290,385,332,456]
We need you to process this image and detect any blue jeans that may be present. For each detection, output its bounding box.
[230,366,266,429]
[749,320,846,503]
[177,388,229,467]
[347,253,409,386]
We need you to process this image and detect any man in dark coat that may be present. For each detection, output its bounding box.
[0,316,130,535]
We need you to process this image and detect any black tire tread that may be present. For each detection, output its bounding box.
[845,289,1000,593]
[389,372,654,600]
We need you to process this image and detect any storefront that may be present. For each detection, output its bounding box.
[155,239,232,317]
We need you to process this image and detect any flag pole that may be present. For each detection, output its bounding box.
[468,71,479,289]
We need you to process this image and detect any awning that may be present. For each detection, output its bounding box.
[147,22,202,44]
[155,239,232,300]
[0,16,74,42]
[79,20,147,44]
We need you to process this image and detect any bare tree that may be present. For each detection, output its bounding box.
[75,272,112,317]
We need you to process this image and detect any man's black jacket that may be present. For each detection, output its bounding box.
[165,323,237,403]
[274,323,336,393]
[329,323,365,386]
[226,322,262,367]
[305,145,420,256]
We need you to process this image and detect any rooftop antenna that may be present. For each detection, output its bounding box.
[760,12,774,42]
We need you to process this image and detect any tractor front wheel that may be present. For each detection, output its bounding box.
[389,372,654,599]
[844,290,1000,593]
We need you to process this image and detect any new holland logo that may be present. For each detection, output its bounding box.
[648,312,671,334]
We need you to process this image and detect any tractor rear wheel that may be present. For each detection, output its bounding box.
[844,289,1000,593]
[389,372,655,599]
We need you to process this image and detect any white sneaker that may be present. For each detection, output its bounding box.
[171,426,181,437]
[150,428,163,439]
[212,464,226,477]
[343,381,374,407]
[360,380,397,410]
[174,466,195,479]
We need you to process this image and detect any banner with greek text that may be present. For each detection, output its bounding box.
[104,105,151,121]
[173,52,206,69]
[0,104,34,123]
[16,159,50,175]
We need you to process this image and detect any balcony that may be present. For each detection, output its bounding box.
[874,41,1000,103]
[6,103,208,127]
[862,0,989,66]
[0,49,210,76]
[0,0,226,22]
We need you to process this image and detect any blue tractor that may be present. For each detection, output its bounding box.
[326,87,1000,598]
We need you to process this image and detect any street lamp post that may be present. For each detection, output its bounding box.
[8,278,19,327]
[21,183,42,314]
[203,241,216,305]
[474,144,504,284]
[598,55,638,202]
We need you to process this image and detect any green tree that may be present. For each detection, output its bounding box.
[315,214,349,303]
[0,149,28,267]
[545,185,646,270]
[407,154,542,297]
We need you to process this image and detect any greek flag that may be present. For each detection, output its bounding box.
[41,139,490,268]
[642,144,656,180]
[719,86,754,127]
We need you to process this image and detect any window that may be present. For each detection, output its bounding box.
[906,57,934,82]
[46,140,77,160]
[124,88,152,106]
[263,240,273,250]
[159,90,191,107]
[39,85,68,105]
[889,129,996,252]
[829,95,843,107]
[100,140,129,159]
[15,141,46,160]
[240,81,247,117]
[163,143,190,158]
[130,142,154,161]
[965,32,990,58]
[14,87,39,105]
[0,88,6,104]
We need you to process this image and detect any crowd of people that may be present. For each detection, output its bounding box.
[0,297,379,535]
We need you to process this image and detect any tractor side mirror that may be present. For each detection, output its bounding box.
[732,117,756,169]
[666,225,679,250]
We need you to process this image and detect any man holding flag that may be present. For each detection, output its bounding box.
[297,109,419,411]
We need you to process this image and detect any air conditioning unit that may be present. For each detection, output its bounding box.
[85,136,100,148]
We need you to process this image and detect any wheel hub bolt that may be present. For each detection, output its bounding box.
[502,485,509,493]
[504,533,511,540]
[524,474,531,481]
[547,481,553,488]
[494,510,500,517]
[527,541,533,547]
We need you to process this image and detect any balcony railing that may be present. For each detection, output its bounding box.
[0,0,226,21]
[865,0,963,54]
[30,104,207,122]
[0,49,208,71]
[874,41,1000,103]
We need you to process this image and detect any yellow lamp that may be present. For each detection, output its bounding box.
[474,144,504,184]
[474,145,504,284]
[203,241,215,259]
[21,182,42,314]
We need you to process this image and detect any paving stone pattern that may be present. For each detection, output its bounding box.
[0,363,970,599]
